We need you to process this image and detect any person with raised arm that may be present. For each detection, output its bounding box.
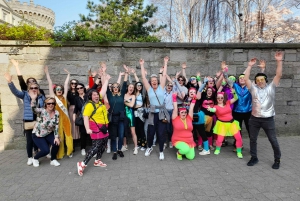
[244,51,284,169]
[105,64,128,160]
[11,59,46,96]
[44,66,73,159]
[208,88,243,158]
[76,74,111,176]
[171,92,196,160]
[4,72,45,166]
[140,57,170,160]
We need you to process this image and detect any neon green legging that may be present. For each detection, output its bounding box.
[175,141,195,160]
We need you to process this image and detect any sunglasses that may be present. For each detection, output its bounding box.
[30,87,38,90]
[178,79,184,82]
[56,88,62,91]
[46,102,55,105]
[167,85,173,87]
[76,87,84,90]
[190,78,196,81]
[71,82,77,85]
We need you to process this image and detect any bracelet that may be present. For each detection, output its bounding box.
[98,77,101,79]
[159,73,162,74]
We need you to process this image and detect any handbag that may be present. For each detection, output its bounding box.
[75,97,86,126]
[24,121,36,130]
[75,116,84,126]
[153,90,169,123]
[90,104,108,134]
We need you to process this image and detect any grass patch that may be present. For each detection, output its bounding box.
[0,113,2,133]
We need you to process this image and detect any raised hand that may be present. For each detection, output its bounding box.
[221,61,228,70]
[100,62,107,72]
[4,72,12,83]
[123,64,129,73]
[257,60,266,69]
[175,71,181,79]
[248,58,257,67]
[11,59,19,67]
[64,68,70,74]
[130,68,136,74]
[203,76,209,83]
[275,51,284,61]
[119,72,125,76]
[164,56,169,63]
[139,59,144,66]
[181,62,187,69]
[196,71,201,77]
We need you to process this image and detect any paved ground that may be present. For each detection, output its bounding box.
[0,136,300,201]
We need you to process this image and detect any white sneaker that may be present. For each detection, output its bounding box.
[199,150,210,155]
[68,153,73,158]
[50,159,60,167]
[145,147,153,156]
[81,149,86,156]
[106,146,111,153]
[121,146,128,152]
[140,147,146,151]
[133,147,138,155]
[46,154,51,159]
[169,142,173,148]
[93,154,97,158]
[163,143,167,150]
[27,157,33,166]
[210,145,215,151]
[32,158,39,167]
[159,152,164,160]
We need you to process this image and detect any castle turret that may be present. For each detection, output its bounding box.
[6,0,55,30]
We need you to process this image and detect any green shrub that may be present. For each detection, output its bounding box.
[0,23,51,41]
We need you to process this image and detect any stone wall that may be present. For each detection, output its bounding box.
[0,40,300,150]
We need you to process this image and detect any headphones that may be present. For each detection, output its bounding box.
[254,73,268,84]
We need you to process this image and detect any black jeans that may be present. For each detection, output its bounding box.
[79,125,88,150]
[24,129,38,158]
[249,115,281,159]
[233,111,251,138]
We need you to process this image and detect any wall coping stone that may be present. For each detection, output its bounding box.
[1,40,300,49]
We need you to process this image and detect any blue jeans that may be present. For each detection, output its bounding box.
[147,113,167,152]
[249,115,281,159]
[109,121,124,152]
[32,132,59,161]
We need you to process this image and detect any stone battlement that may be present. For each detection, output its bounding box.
[6,0,55,29]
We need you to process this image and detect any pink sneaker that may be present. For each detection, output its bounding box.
[94,159,107,167]
[77,162,87,176]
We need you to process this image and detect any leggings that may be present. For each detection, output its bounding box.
[215,132,242,148]
[79,125,88,150]
[83,137,108,165]
[175,142,195,160]
[147,113,167,152]
[24,129,38,158]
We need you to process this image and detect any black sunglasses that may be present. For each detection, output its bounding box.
[30,87,38,90]
[76,87,84,90]
[46,102,55,105]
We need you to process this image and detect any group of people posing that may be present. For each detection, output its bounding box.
[4,51,284,176]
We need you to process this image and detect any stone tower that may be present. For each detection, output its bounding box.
[6,0,55,30]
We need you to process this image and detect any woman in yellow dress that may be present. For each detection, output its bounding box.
[45,66,73,159]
